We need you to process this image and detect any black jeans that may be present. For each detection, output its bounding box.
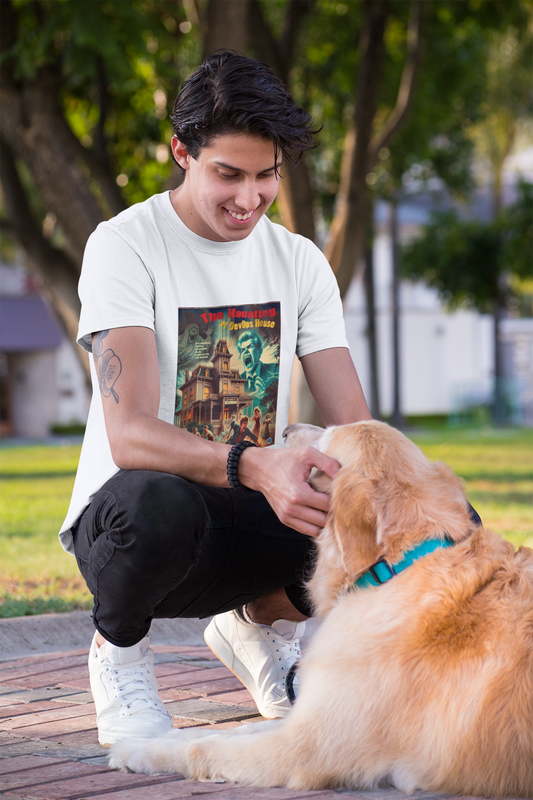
[71,469,316,648]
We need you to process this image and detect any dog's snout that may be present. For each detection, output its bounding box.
[282,423,325,449]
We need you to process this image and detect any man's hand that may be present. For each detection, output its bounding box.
[238,445,340,537]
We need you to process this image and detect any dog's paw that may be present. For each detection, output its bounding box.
[109,737,161,775]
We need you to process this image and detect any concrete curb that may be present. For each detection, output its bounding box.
[0,612,209,660]
[0,612,323,661]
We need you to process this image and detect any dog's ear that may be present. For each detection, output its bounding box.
[328,469,382,576]
[308,469,333,494]
[371,464,476,553]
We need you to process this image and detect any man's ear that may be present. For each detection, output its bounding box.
[171,137,190,171]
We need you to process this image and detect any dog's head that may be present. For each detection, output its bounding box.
[283,420,479,616]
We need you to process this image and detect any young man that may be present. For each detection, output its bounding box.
[59,51,371,748]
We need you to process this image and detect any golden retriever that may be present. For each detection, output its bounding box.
[110,421,533,797]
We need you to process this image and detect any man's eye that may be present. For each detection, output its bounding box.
[220,173,238,179]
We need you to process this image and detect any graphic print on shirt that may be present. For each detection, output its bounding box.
[175,302,280,447]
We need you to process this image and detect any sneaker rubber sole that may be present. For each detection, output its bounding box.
[204,617,281,719]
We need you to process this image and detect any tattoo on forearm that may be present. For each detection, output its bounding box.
[93,330,122,404]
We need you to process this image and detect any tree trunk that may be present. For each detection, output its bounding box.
[248,0,320,424]
[492,299,508,425]
[488,131,512,423]
[364,197,381,418]
[390,197,403,429]
[202,0,250,58]
[0,136,90,381]
[0,68,105,266]
[249,0,317,242]
[323,0,389,298]
[324,0,423,301]
[276,159,316,242]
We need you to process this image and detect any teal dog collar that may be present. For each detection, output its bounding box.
[354,537,455,590]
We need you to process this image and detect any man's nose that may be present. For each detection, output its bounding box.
[234,181,260,211]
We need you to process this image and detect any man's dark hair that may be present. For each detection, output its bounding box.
[170,51,319,168]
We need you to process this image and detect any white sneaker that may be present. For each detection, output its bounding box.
[204,608,304,718]
[88,633,173,747]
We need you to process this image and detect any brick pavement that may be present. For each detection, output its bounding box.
[0,644,485,800]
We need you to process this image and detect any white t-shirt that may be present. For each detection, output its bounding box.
[59,191,347,552]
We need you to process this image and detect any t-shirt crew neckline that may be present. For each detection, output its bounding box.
[160,191,251,255]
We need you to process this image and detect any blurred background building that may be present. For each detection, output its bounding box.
[345,151,533,426]
[0,262,88,438]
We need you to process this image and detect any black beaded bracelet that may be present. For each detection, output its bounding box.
[227,441,257,492]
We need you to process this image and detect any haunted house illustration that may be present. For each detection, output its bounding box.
[176,339,253,436]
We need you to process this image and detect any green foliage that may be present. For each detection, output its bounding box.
[401,182,533,314]
[370,1,532,199]
[499,181,533,280]
[5,0,201,207]
[268,0,532,224]
[281,0,364,219]
[50,422,86,436]
[3,0,530,226]
[410,426,533,549]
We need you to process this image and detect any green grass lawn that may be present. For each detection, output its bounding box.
[0,427,532,618]
[0,442,90,617]
[410,427,533,549]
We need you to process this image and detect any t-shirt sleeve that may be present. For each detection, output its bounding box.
[77,224,155,352]
[295,239,348,359]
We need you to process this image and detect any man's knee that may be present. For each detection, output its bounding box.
[77,470,209,567]
[120,470,210,558]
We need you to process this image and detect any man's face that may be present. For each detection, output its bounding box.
[170,133,280,242]
[240,419,247,430]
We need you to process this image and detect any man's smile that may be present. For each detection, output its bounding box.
[225,208,255,221]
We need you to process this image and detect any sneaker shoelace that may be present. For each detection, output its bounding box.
[267,630,301,674]
[105,653,162,716]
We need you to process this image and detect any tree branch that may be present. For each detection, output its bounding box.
[65,113,127,219]
[249,0,317,241]
[368,0,423,169]
[202,0,250,59]
[323,0,388,295]
[249,0,285,77]
[0,218,16,236]
[280,0,316,75]
[1,67,105,263]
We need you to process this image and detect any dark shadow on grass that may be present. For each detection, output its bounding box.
[469,491,533,506]
[0,595,92,618]
[457,472,533,482]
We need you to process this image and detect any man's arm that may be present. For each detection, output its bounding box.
[94,327,340,537]
[93,326,231,486]
[300,347,372,425]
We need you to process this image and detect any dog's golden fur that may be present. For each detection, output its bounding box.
[110,421,533,796]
